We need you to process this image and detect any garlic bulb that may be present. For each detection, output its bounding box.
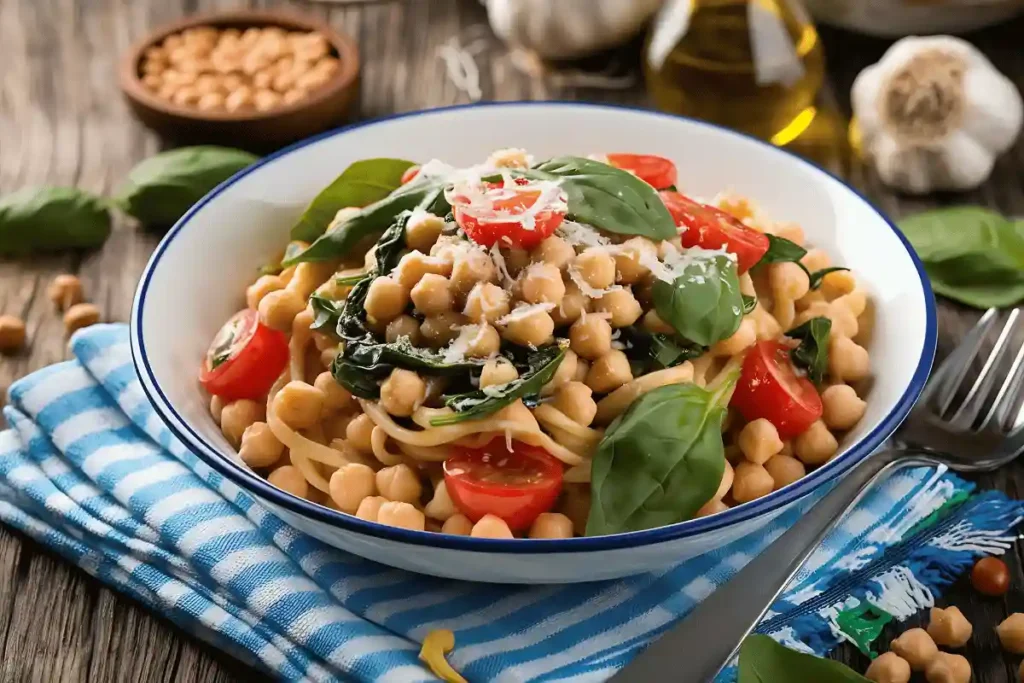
[852,36,1022,195]
[484,0,664,60]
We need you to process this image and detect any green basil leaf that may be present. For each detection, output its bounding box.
[309,294,344,337]
[586,374,737,535]
[652,254,743,347]
[898,207,1024,309]
[618,326,704,375]
[738,635,870,683]
[284,182,449,266]
[432,344,566,426]
[290,158,417,243]
[808,266,849,290]
[0,187,111,254]
[742,294,757,314]
[757,234,808,267]
[529,156,676,240]
[115,146,258,228]
[785,316,831,384]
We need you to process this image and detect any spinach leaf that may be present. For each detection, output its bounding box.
[742,294,757,314]
[757,234,807,266]
[335,273,367,286]
[330,354,382,399]
[785,316,831,384]
[0,187,111,254]
[807,266,849,290]
[899,207,1024,309]
[290,158,417,243]
[528,156,676,240]
[115,146,258,228]
[586,364,739,535]
[738,635,870,683]
[335,214,410,342]
[619,326,704,375]
[284,180,449,266]
[309,294,344,337]
[652,254,743,347]
[431,344,566,426]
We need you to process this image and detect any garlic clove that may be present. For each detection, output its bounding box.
[962,65,1024,154]
[872,135,934,195]
[937,130,998,190]
[851,64,885,134]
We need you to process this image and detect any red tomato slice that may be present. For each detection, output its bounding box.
[731,340,823,440]
[451,180,566,249]
[443,438,563,532]
[660,191,770,274]
[400,165,420,185]
[606,154,678,190]
[199,309,289,401]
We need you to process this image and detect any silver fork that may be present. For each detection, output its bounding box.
[611,308,1024,683]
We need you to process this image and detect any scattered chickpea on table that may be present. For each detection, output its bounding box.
[0,274,102,355]
[139,25,339,113]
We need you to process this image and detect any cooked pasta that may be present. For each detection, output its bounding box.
[198,150,872,538]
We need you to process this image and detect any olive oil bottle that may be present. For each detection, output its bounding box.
[645,0,826,146]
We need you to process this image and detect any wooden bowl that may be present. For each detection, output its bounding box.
[119,10,360,151]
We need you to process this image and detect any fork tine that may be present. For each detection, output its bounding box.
[934,308,999,415]
[985,331,1024,432]
[950,309,1020,430]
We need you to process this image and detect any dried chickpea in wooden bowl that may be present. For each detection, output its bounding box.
[119,11,359,149]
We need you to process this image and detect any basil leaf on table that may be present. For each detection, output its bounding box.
[586,364,739,536]
[432,344,567,426]
[115,146,258,228]
[785,316,831,384]
[289,158,417,243]
[0,187,111,254]
[738,635,870,683]
[528,156,677,240]
[898,207,1024,309]
[652,254,744,347]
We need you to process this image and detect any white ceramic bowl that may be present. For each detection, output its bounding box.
[131,102,936,583]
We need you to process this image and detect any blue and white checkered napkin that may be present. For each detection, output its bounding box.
[1,324,1021,683]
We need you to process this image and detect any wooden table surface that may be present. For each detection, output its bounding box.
[1,0,1023,681]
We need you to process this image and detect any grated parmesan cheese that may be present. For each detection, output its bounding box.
[556,220,611,249]
[489,244,516,287]
[442,324,485,364]
[567,265,623,299]
[496,302,556,326]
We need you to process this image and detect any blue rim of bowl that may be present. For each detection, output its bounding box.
[131,101,937,554]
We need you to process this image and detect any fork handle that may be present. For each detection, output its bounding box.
[610,448,936,683]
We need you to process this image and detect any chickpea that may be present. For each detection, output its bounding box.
[346,414,375,455]
[572,249,616,290]
[594,289,642,328]
[551,281,591,327]
[328,463,377,514]
[480,358,519,388]
[64,303,101,335]
[246,274,283,310]
[379,368,427,417]
[763,455,806,490]
[224,85,254,112]
[296,69,330,92]
[364,276,410,324]
[711,318,757,357]
[569,314,613,360]
[732,462,774,503]
[835,289,868,318]
[410,273,453,315]
[237,422,284,468]
[354,495,387,522]
[614,237,656,285]
[463,282,511,324]
[394,251,449,290]
[375,463,423,504]
[520,263,566,305]
[172,86,201,107]
[801,248,830,273]
[829,336,870,382]
[827,301,860,339]
[142,74,162,91]
[375,501,426,530]
[314,372,354,413]
[924,653,970,683]
[273,381,326,430]
[501,308,555,348]
[406,213,445,252]
[927,606,972,648]
[642,309,676,335]
[865,652,911,683]
[793,420,838,466]
[529,512,574,539]
[258,289,305,332]
[770,262,811,302]
[532,236,575,270]
[891,628,938,672]
[267,465,308,498]
[586,350,632,394]
[573,358,590,383]
[737,418,783,465]
[552,382,598,427]
[210,395,225,425]
[450,249,497,299]
[821,270,857,299]
[424,481,456,521]
[193,74,220,95]
[386,315,422,345]
[47,274,84,311]
[282,88,305,106]
[471,514,514,539]
[442,514,474,536]
[464,324,500,358]
[696,499,730,517]
[542,349,578,396]
[420,311,468,348]
[197,92,225,111]
[997,613,1024,653]
[0,315,26,353]
[822,384,867,431]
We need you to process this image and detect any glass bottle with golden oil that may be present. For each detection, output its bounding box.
[645,0,826,146]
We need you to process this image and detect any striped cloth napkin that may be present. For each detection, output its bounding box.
[0,324,1021,683]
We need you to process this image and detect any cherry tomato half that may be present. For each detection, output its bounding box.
[443,438,563,532]
[199,309,289,401]
[606,154,678,190]
[731,341,823,439]
[400,165,421,185]
[451,180,566,249]
[660,191,770,274]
